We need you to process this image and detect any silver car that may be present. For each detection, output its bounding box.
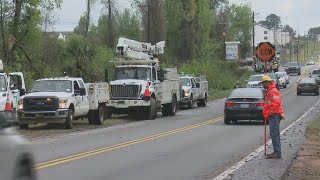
[0,112,36,180]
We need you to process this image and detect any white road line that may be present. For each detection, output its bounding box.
[213,97,320,180]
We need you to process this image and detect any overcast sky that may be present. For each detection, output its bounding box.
[54,0,320,34]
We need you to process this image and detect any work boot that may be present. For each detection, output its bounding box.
[266,152,281,159]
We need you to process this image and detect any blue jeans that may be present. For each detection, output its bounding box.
[269,114,281,154]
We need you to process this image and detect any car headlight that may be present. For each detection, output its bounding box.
[18,99,23,110]
[184,89,190,97]
[59,98,68,109]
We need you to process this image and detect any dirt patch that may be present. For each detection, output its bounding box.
[284,118,320,180]
[16,116,133,140]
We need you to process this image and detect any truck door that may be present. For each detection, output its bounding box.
[73,81,82,116]
[191,78,199,100]
[9,73,26,109]
[77,80,89,116]
[154,68,163,102]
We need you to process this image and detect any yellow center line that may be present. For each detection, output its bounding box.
[35,67,312,170]
[35,117,223,169]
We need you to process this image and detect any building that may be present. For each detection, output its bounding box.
[254,24,291,49]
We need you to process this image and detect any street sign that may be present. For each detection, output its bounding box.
[255,42,276,62]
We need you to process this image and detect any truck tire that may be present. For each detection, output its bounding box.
[94,105,105,125]
[161,104,169,116]
[65,108,73,129]
[168,95,177,116]
[88,110,95,124]
[147,98,157,120]
[19,124,28,129]
[188,95,193,109]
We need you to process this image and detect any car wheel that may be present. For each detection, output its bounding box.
[283,84,287,88]
[297,92,301,96]
[19,124,28,129]
[316,91,319,96]
[224,117,231,125]
[188,95,193,109]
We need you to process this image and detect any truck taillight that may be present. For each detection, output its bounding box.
[89,84,94,93]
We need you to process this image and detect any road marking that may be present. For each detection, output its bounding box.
[213,96,320,180]
[35,116,224,170]
[34,67,312,170]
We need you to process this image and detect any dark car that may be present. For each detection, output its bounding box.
[286,62,301,75]
[224,88,264,124]
[297,78,319,96]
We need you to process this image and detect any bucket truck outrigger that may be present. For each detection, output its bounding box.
[106,38,181,120]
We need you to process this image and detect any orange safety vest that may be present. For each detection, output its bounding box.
[263,83,284,119]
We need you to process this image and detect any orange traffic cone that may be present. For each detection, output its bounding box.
[4,94,12,111]
[144,83,150,97]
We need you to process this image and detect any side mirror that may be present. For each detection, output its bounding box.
[158,69,165,82]
[10,84,16,90]
[20,89,26,96]
[196,83,200,88]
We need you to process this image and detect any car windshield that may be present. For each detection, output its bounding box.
[0,75,6,92]
[29,80,72,93]
[180,78,191,86]
[229,88,263,98]
[267,73,277,80]
[288,62,299,66]
[312,70,320,74]
[113,67,151,80]
[300,78,316,84]
[248,75,263,81]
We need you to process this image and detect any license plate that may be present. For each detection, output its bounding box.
[240,104,250,108]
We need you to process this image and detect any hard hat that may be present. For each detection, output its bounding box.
[261,74,273,82]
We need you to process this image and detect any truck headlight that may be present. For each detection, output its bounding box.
[184,89,190,97]
[59,98,68,109]
[18,99,23,110]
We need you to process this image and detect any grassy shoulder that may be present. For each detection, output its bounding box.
[285,118,320,180]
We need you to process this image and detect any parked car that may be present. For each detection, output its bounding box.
[309,69,320,84]
[286,62,301,75]
[224,88,265,124]
[0,112,36,180]
[306,60,316,65]
[297,78,319,96]
[275,72,287,88]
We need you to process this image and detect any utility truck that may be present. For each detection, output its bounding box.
[17,76,109,129]
[106,38,181,119]
[0,59,26,123]
[180,74,208,109]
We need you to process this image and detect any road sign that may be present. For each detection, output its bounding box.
[255,42,276,62]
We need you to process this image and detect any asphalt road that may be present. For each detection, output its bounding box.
[31,66,320,180]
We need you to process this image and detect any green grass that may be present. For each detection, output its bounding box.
[306,117,320,135]
[209,89,231,100]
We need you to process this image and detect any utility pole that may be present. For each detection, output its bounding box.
[307,33,309,58]
[297,34,300,62]
[147,0,151,42]
[252,11,255,57]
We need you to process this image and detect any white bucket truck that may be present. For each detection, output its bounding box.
[17,76,109,129]
[106,38,181,120]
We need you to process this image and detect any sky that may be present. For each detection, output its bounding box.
[54,0,320,34]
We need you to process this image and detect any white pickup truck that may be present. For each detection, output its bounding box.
[17,77,109,129]
[180,75,208,109]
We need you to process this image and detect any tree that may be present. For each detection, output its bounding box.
[259,14,281,29]
[101,0,115,48]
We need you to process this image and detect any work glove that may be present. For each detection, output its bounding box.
[281,113,285,120]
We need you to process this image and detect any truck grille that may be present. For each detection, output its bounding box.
[110,85,140,99]
[23,97,59,111]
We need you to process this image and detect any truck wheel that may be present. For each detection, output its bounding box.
[94,105,105,125]
[162,104,169,116]
[188,95,193,109]
[202,94,208,107]
[19,124,28,129]
[147,98,157,120]
[168,96,177,116]
[65,108,73,129]
[88,110,95,124]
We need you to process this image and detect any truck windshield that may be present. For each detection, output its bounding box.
[113,67,151,80]
[0,75,6,92]
[180,78,191,86]
[29,80,72,93]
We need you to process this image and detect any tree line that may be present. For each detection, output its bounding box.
[0,0,255,89]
